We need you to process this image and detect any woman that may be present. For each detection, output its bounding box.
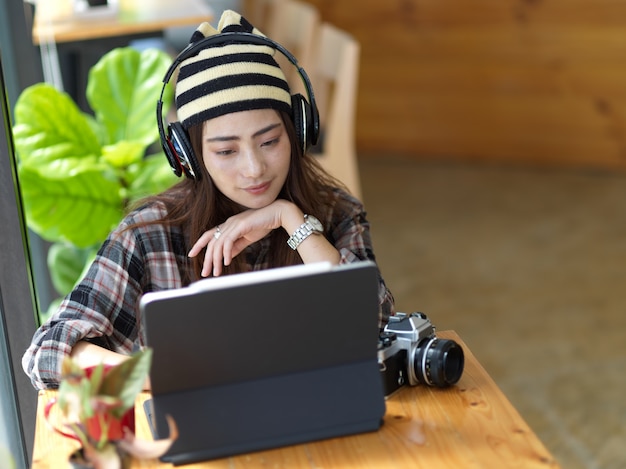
[22,10,395,390]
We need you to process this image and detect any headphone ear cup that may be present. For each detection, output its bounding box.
[162,126,183,178]
[167,122,202,180]
[291,94,312,155]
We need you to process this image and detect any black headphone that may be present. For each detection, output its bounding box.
[157,32,320,180]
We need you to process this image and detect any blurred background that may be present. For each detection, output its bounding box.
[2,1,625,468]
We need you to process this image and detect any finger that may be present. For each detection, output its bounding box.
[188,230,215,257]
[201,228,223,277]
[230,239,248,261]
[212,237,225,277]
[222,236,234,267]
[201,245,214,277]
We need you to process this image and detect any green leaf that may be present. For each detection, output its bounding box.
[67,423,90,449]
[80,376,95,419]
[12,46,177,321]
[127,152,179,202]
[88,364,106,398]
[18,163,124,247]
[12,83,101,164]
[87,47,173,147]
[101,141,146,168]
[99,349,152,419]
[85,113,109,147]
[47,243,98,296]
[58,357,88,414]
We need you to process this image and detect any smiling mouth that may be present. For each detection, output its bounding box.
[244,182,271,194]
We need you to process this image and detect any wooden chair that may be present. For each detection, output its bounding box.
[242,0,285,32]
[263,0,319,95]
[242,4,361,198]
[310,22,363,200]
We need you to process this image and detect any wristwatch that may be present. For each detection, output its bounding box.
[287,214,324,250]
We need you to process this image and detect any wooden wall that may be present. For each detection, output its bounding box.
[303,0,626,169]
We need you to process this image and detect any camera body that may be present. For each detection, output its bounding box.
[378,312,464,396]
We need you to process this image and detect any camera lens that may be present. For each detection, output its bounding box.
[414,338,464,387]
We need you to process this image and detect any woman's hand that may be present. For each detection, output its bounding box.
[70,341,152,391]
[188,201,288,277]
[189,200,341,277]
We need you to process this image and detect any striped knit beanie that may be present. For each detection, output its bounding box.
[175,10,292,130]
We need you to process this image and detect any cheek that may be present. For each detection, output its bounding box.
[276,140,292,174]
[202,148,230,171]
[201,154,233,184]
[280,155,291,178]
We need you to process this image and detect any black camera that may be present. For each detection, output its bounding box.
[378,312,465,396]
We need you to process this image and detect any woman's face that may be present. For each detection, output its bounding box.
[201,109,291,209]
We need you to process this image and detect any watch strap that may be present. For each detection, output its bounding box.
[287,215,322,250]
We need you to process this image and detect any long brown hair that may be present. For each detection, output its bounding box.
[127,111,346,283]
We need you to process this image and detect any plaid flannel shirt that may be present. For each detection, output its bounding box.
[22,188,395,389]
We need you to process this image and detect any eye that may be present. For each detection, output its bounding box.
[209,145,236,156]
[261,137,280,147]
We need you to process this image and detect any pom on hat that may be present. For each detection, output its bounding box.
[175,10,292,129]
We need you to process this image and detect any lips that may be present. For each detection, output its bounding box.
[244,181,271,195]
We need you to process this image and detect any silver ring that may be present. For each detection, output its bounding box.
[214,225,222,240]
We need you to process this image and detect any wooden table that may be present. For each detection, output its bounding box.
[32,0,213,44]
[31,0,213,112]
[31,331,561,468]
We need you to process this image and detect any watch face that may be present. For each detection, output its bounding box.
[305,215,323,232]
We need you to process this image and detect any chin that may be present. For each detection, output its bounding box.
[236,193,278,210]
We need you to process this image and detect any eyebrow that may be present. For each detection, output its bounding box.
[205,122,282,143]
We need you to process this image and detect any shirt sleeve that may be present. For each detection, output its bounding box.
[326,189,395,328]
[21,205,181,389]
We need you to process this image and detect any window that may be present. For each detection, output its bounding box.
[0,53,39,466]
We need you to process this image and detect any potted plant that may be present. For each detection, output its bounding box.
[11,46,178,319]
[45,348,178,468]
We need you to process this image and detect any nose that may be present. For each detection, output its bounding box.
[240,147,266,178]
